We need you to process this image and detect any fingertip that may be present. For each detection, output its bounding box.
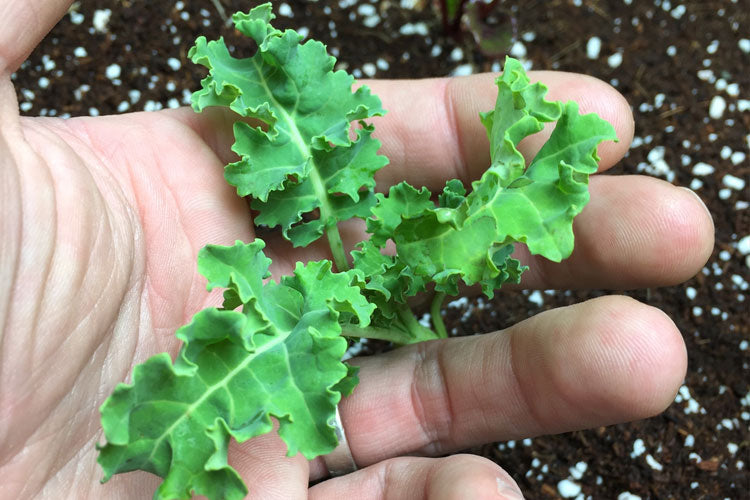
[0,1,73,73]
[310,455,521,500]
[558,296,687,424]
[584,296,687,417]
[512,295,688,432]
[642,306,688,413]
[637,183,715,285]
[428,455,523,500]
[541,176,717,290]
[676,187,715,270]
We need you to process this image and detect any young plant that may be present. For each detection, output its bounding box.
[96,4,616,499]
[436,0,515,57]
[439,0,465,32]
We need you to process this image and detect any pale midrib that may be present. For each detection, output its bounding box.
[143,326,287,467]
[250,59,334,227]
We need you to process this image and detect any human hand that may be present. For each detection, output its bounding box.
[0,2,713,498]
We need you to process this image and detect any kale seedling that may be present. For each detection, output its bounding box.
[96,4,616,499]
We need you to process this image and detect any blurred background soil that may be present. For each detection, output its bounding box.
[13,1,748,498]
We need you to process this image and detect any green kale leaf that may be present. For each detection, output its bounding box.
[97,240,371,499]
[189,5,387,248]
[362,57,617,298]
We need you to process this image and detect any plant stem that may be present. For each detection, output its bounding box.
[209,0,231,26]
[394,302,443,344]
[345,320,438,344]
[396,302,422,336]
[326,223,349,271]
[430,291,448,338]
[344,325,412,344]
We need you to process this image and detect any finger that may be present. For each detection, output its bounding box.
[173,71,632,189]
[0,1,73,74]
[354,174,711,290]
[229,427,309,500]
[259,174,714,290]
[515,175,715,289]
[258,177,712,294]
[327,296,686,466]
[371,71,632,189]
[310,455,523,500]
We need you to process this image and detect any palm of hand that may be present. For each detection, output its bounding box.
[0,103,305,497]
[1,4,716,499]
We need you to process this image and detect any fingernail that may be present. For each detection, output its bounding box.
[496,478,524,499]
[679,187,713,224]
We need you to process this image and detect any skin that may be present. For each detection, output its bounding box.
[0,1,714,499]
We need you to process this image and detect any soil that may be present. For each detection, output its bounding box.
[13,1,748,498]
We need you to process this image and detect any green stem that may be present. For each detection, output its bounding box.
[325,223,349,271]
[344,302,440,344]
[252,58,349,272]
[344,325,413,344]
[396,303,422,337]
[345,321,438,345]
[430,292,448,338]
[394,302,441,344]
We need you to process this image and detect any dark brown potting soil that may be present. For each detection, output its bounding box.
[14,1,748,498]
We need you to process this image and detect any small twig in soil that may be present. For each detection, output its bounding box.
[587,3,611,21]
[632,80,649,99]
[549,40,581,63]
[635,64,647,81]
[338,27,393,44]
[210,0,232,27]
[658,106,686,119]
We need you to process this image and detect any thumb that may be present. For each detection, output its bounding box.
[0,0,73,74]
